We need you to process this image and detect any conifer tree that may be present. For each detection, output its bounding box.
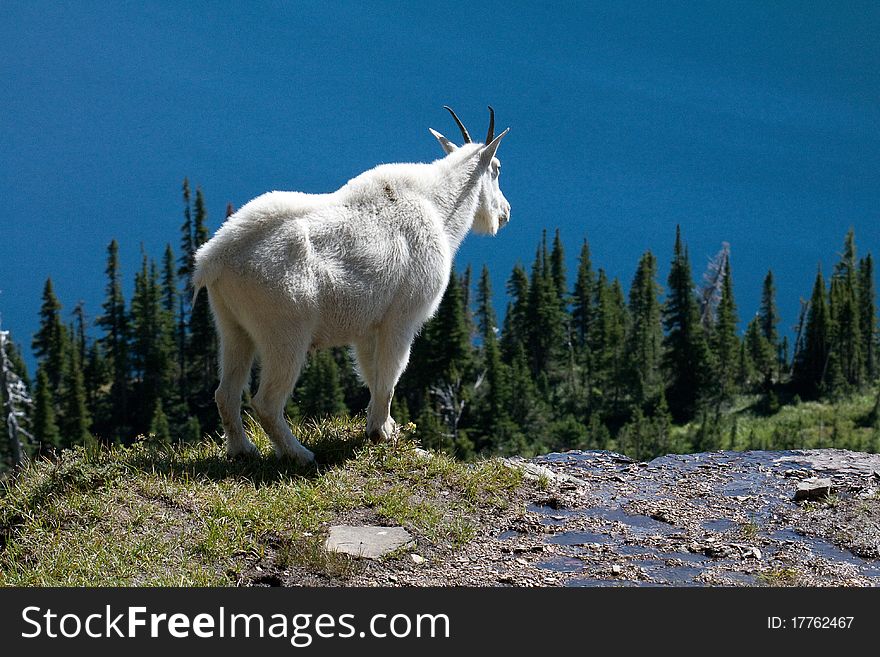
[32,278,69,396]
[475,265,498,340]
[429,269,473,380]
[794,267,831,397]
[473,266,511,450]
[661,227,711,421]
[178,178,194,288]
[711,253,739,402]
[31,366,60,450]
[625,251,663,410]
[149,400,172,445]
[525,236,565,377]
[858,253,877,379]
[500,264,529,362]
[61,343,91,447]
[96,240,129,438]
[744,317,774,391]
[187,187,218,431]
[161,243,178,315]
[550,229,567,305]
[828,273,862,389]
[759,270,780,353]
[297,350,348,418]
[130,255,174,434]
[571,239,595,349]
[590,271,627,412]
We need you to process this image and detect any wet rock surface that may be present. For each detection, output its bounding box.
[517,449,880,587]
[247,448,880,587]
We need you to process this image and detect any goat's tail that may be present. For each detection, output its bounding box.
[190,258,219,306]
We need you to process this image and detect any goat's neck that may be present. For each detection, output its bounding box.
[431,154,482,253]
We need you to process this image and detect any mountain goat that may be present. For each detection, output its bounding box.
[192,107,510,464]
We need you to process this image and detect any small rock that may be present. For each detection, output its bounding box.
[611,564,622,575]
[410,553,426,565]
[794,477,833,501]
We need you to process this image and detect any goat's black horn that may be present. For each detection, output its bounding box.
[443,105,472,144]
[486,106,495,143]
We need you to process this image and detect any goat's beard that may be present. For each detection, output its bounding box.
[472,209,500,236]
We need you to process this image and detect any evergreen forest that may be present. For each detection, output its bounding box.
[2,180,879,472]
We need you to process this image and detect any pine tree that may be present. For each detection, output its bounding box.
[473,265,511,451]
[744,317,774,391]
[758,270,781,384]
[130,255,174,434]
[571,239,595,349]
[550,229,567,305]
[661,226,711,421]
[759,270,780,355]
[178,178,195,288]
[96,240,130,438]
[711,252,739,403]
[625,250,663,410]
[148,400,172,445]
[31,366,60,450]
[161,243,178,315]
[858,253,877,379]
[475,265,498,341]
[794,267,831,397]
[590,271,627,412]
[61,342,91,447]
[32,278,69,396]
[429,269,473,380]
[297,350,348,418]
[525,235,565,377]
[828,273,862,389]
[187,187,218,431]
[500,264,529,362]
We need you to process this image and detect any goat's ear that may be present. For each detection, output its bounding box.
[478,127,510,168]
[429,128,458,154]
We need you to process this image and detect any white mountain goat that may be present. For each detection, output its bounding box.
[192,107,510,464]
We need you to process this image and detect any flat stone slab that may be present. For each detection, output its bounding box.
[325,525,414,559]
[794,477,833,501]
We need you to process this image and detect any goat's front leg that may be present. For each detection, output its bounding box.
[366,330,412,442]
[353,337,377,419]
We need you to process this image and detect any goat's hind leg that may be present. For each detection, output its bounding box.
[252,343,315,465]
[211,293,258,458]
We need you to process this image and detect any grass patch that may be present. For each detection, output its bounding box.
[0,415,523,586]
[739,522,759,540]
[757,566,802,587]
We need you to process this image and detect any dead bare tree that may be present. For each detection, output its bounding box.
[699,242,730,328]
[0,317,32,469]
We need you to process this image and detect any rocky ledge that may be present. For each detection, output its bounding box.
[328,448,880,587]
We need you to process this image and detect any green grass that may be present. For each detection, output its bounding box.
[0,415,522,586]
[757,566,802,587]
[669,391,880,454]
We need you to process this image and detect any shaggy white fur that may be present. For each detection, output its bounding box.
[192,110,510,464]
